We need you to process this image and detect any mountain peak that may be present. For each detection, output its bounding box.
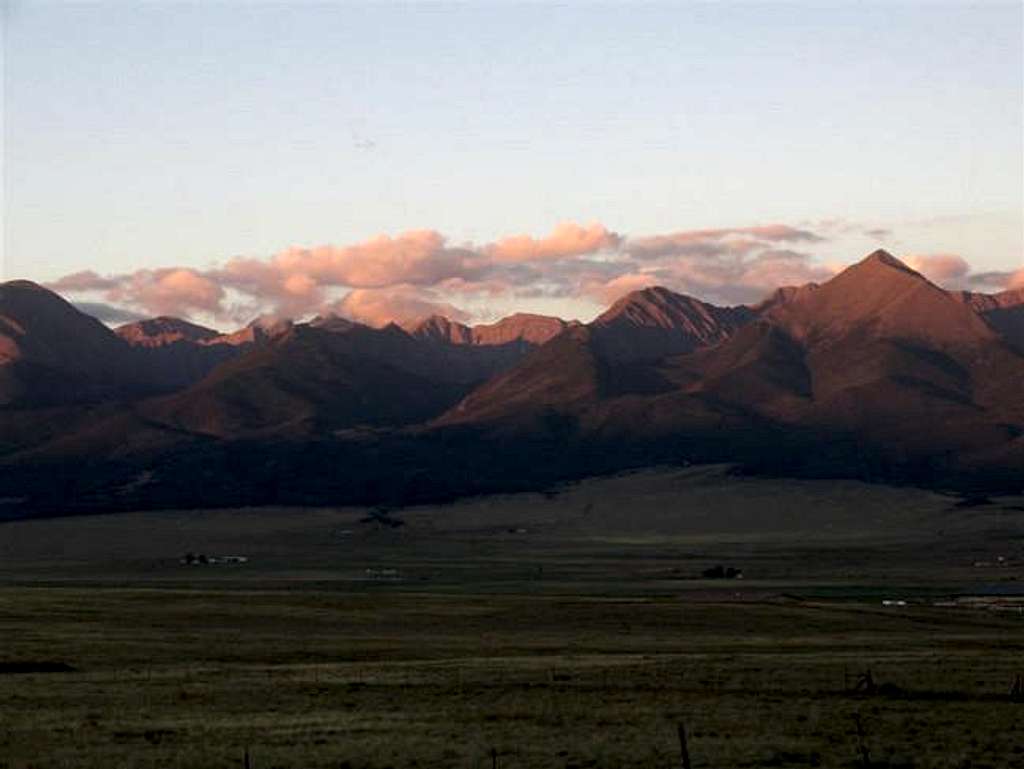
[768,248,996,348]
[857,249,920,277]
[116,316,221,347]
[595,285,726,330]
[815,249,931,294]
[627,285,675,299]
[605,285,679,310]
[588,285,754,362]
[405,314,473,344]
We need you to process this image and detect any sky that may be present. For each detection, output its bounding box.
[3,1,1022,328]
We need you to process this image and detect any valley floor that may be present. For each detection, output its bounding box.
[1,466,1022,768]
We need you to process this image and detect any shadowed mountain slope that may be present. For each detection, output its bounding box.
[136,324,463,438]
[0,281,152,406]
[115,316,254,391]
[753,283,821,312]
[953,288,1024,352]
[590,286,755,362]
[122,314,574,441]
[439,251,1024,483]
[2,252,1023,516]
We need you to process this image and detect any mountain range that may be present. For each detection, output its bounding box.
[1,250,1023,517]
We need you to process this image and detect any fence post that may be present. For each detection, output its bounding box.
[677,722,692,769]
[852,713,871,768]
[1010,673,1023,701]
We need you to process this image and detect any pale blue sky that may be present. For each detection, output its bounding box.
[2,1,1021,323]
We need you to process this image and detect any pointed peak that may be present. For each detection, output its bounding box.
[618,285,720,309]
[859,249,917,274]
[826,249,931,289]
[597,285,710,325]
[624,285,679,302]
[605,285,682,311]
[633,285,673,295]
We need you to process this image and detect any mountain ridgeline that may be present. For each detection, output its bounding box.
[1,250,1023,516]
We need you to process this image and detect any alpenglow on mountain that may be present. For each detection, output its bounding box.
[1,250,1022,517]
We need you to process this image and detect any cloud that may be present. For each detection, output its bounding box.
[48,270,119,293]
[487,222,621,263]
[331,286,471,328]
[53,267,227,320]
[113,268,226,317]
[48,219,934,322]
[739,249,836,294]
[626,224,822,260]
[905,253,971,283]
[48,223,622,321]
[73,302,147,325]
[968,270,1021,291]
[902,253,1023,294]
[742,224,824,242]
[804,219,894,241]
[269,230,480,288]
[649,249,836,306]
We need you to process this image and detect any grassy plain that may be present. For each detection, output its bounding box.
[1,466,1023,768]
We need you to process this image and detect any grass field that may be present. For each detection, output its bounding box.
[1,466,1023,768]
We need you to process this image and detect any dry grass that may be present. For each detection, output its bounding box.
[1,467,1022,768]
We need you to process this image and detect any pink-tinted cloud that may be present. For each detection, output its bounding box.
[487,222,620,263]
[111,268,226,317]
[51,268,226,319]
[208,231,480,309]
[905,253,971,283]
[43,220,849,322]
[271,230,481,287]
[740,250,837,293]
[1009,269,1024,290]
[331,286,471,328]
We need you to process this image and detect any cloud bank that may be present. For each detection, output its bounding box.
[48,220,1014,327]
